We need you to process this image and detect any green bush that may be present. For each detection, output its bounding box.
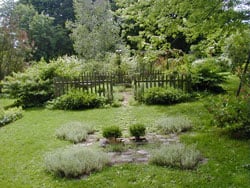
[48,90,104,110]
[3,61,58,108]
[149,144,201,169]
[0,107,23,126]
[56,122,95,143]
[44,146,110,178]
[143,87,190,105]
[191,59,226,93]
[206,95,250,138]
[102,125,122,140]
[155,116,192,134]
[129,123,146,141]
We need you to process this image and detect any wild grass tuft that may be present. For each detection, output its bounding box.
[55,121,95,143]
[155,116,192,134]
[149,144,201,169]
[44,146,110,178]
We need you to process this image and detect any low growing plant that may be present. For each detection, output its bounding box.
[105,143,127,152]
[102,125,122,141]
[143,87,190,105]
[206,95,250,138]
[48,90,104,110]
[154,116,192,134]
[0,107,23,126]
[149,144,201,169]
[129,123,146,141]
[55,122,95,143]
[44,146,110,178]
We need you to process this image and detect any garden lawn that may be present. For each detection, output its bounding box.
[0,99,250,188]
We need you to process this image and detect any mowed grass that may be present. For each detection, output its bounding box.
[0,97,250,187]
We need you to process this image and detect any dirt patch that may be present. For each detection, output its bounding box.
[121,91,133,106]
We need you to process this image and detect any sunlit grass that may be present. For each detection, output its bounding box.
[0,76,249,187]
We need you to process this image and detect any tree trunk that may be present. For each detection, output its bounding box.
[236,52,250,97]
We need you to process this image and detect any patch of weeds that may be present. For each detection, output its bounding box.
[56,121,95,143]
[105,143,127,152]
[154,116,192,134]
[44,146,110,178]
[149,143,201,169]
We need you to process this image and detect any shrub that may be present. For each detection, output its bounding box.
[206,95,250,138]
[55,122,95,143]
[48,90,104,110]
[44,146,110,178]
[3,61,58,108]
[102,125,122,141]
[129,123,146,141]
[191,59,226,93]
[0,107,23,126]
[149,144,201,169]
[154,116,192,134]
[143,87,190,105]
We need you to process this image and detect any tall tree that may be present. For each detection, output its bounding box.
[12,3,73,61]
[224,29,250,96]
[67,0,122,60]
[18,0,75,60]
[0,0,31,81]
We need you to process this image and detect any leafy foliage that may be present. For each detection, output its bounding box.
[154,116,192,134]
[15,1,74,61]
[191,59,226,93]
[129,123,146,140]
[102,125,122,140]
[3,61,57,107]
[55,121,95,143]
[206,95,250,138]
[149,144,201,169]
[115,0,244,55]
[0,107,23,126]
[49,90,104,110]
[143,87,190,105]
[223,29,250,96]
[44,146,110,178]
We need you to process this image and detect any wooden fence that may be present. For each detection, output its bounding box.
[53,73,114,99]
[134,73,192,100]
[53,72,192,100]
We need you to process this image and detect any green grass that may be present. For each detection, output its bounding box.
[0,86,250,187]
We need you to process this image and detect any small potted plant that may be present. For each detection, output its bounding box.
[129,123,146,142]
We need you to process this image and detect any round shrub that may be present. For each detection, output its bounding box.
[55,122,95,143]
[129,123,146,141]
[44,146,110,178]
[143,87,190,105]
[149,144,201,169]
[48,90,104,110]
[102,125,122,140]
